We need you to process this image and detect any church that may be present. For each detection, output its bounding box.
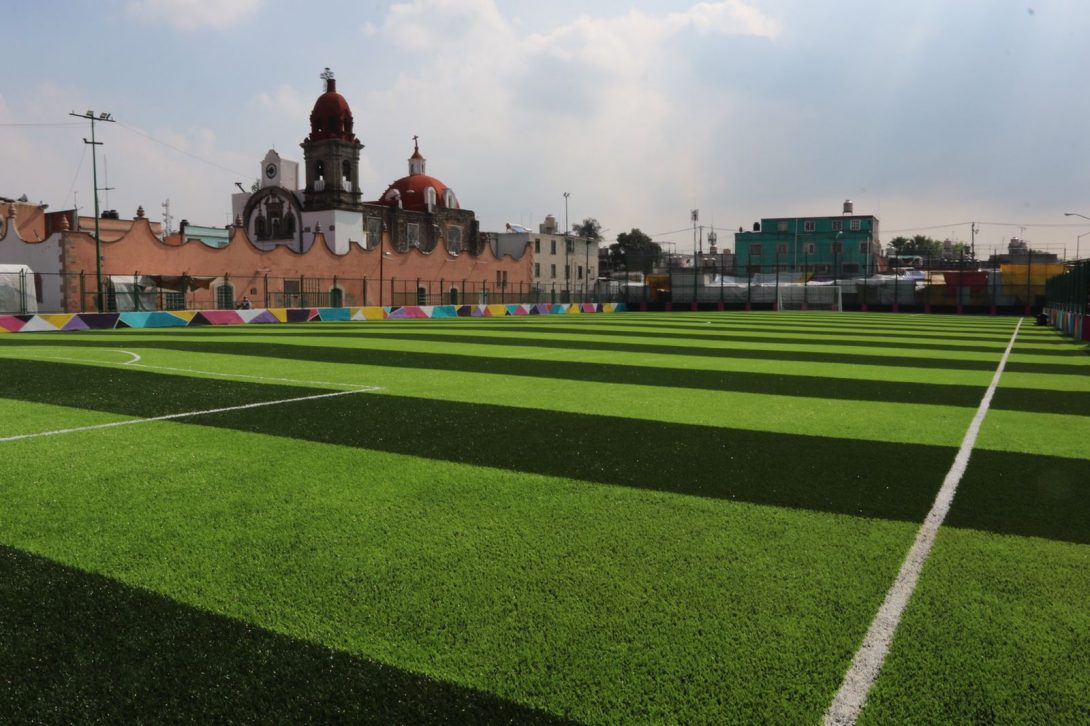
[0,69,529,314]
[231,69,484,259]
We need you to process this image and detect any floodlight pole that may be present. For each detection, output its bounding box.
[1065,213,1090,260]
[71,110,115,311]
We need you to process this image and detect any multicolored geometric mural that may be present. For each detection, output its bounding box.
[1045,308,1090,341]
[0,303,626,333]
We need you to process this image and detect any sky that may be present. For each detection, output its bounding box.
[3,0,1090,258]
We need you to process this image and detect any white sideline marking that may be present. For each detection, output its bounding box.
[823,318,1024,726]
[0,388,376,444]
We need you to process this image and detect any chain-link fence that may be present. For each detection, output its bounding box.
[1,270,609,315]
[1045,260,1089,315]
[611,254,1066,315]
[1,257,1075,316]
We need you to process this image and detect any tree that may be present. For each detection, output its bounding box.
[573,217,603,243]
[611,228,662,274]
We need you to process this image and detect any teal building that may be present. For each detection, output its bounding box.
[733,203,882,276]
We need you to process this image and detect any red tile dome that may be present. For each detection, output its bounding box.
[307,74,357,143]
[377,175,459,213]
[374,138,459,212]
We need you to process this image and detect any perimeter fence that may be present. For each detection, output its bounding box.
[0,255,1080,316]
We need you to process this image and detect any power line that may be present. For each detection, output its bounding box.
[0,122,84,128]
[61,143,88,210]
[114,120,250,178]
[885,220,1089,235]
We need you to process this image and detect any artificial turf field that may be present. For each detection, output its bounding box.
[0,311,1087,724]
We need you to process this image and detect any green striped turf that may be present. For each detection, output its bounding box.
[0,312,1085,723]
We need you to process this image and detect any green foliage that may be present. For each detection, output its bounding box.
[888,235,971,260]
[610,228,662,273]
[573,217,603,243]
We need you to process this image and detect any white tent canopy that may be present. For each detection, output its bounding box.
[0,264,37,314]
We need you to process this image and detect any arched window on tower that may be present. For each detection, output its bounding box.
[342,160,352,192]
[444,189,458,208]
[425,187,437,213]
[314,161,326,192]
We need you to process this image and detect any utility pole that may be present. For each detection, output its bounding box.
[563,192,570,299]
[70,110,115,311]
[971,221,977,261]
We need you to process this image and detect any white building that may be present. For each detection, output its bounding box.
[493,214,597,299]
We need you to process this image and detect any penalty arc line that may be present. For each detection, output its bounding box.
[0,388,376,444]
[823,317,1024,726]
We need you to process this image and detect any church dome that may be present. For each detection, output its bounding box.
[377,175,459,213]
[374,138,460,212]
[307,70,357,143]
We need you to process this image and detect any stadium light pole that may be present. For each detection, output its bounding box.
[1065,213,1090,260]
[70,110,115,311]
[1076,231,1090,261]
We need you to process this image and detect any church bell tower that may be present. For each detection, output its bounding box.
[301,68,364,211]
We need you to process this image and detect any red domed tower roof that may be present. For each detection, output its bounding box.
[307,69,358,142]
[374,138,460,213]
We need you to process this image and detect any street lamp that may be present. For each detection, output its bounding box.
[1065,213,1090,260]
[1076,231,1090,261]
[70,109,115,311]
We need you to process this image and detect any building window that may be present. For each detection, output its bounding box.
[565,264,570,280]
[777,221,789,232]
[550,264,556,278]
[550,239,556,255]
[843,263,860,273]
[805,243,816,255]
[215,283,235,310]
[776,243,788,255]
[831,220,842,232]
[534,262,540,277]
[803,220,816,232]
[425,186,437,211]
[860,241,869,254]
[749,243,762,256]
[578,265,584,280]
[164,291,185,310]
[832,241,843,253]
[850,219,862,231]
[329,287,344,307]
[407,223,420,248]
[446,226,462,254]
[566,239,574,253]
[588,267,594,279]
[534,238,540,253]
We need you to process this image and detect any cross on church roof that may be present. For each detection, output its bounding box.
[320,67,335,81]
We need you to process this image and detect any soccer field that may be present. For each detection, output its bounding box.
[0,312,1087,723]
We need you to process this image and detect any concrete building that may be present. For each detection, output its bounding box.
[493,214,597,299]
[734,201,883,276]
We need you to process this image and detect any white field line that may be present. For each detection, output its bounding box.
[0,351,377,391]
[823,317,1024,726]
[0,388,375,444]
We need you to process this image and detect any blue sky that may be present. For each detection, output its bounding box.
[3,0,1089,257]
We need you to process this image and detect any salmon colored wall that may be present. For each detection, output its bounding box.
[60,218,530,310]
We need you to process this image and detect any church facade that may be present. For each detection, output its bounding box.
[0,69,529,314]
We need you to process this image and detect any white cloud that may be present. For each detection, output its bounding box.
[126,0,262,31]
[362,0,779,236]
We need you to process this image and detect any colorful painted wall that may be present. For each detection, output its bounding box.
[0,302,626,333]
